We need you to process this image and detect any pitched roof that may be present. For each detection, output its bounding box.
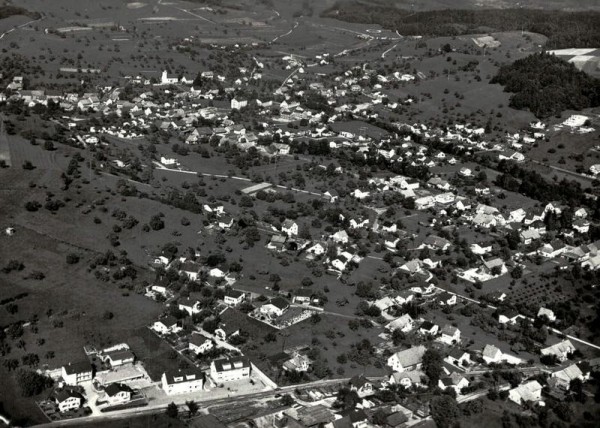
[104,383,132,397]
[212,356,250,372]
[63,361,92,375]
[163,367,204,385]
[268,297,289,310]
[391,345,427,368]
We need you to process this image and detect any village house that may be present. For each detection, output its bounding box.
[260,297,290,317]
[179,297,202,316]
[162,368,204,395]
[549,364,588,391]
[224,289,245,306]
[152,316,182,335]
[267,234,287,252]
[349,375,378,398]
[445,349,471,367]
[189,335,214,354]
[421,235,451,252]
[53,389,84,413]
[210,357,251,383]
[537,307,556,322]
[437,291,457,306]
[281,219,299,237]
[497,308,522,325]
[101,348,135,368]
[61,361,93,385]
[387,345,427,372]
[283,353,311,372]
[418,321,439,336]
[438,325,461,345]
[438,372,469,395]
[482,344,523,365]
[541,340,575,362]
[214,323,240,342]
[508,381,543,406]
[386,314,415,333]
[104,383,133,405]
[388,370,425,389]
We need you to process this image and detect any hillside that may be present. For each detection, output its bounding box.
[490,52,600,118]
[322,1,600,49]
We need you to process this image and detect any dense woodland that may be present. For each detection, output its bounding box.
[322,2,600,49]
[0,6,40,21]
[490,53,600,118]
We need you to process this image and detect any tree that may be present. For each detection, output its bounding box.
[186,400,199,416]
[430,395,460,428]
[43,141,55,151]
[149,214,165,231]
[280,394,294,406]
[66,253,80,264]
[166,402,179,418]
[422,349,444,386]
[16,369,53,397]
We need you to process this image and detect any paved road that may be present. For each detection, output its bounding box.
[531,159,594,182]
[40,378,351,427]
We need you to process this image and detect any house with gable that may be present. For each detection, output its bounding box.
[387,345,427,372]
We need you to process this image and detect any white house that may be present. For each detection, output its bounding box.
[231,98,248,110]
[152,316,181,335]
[281,219,299,237]
[210,357,251,383]
[161,368,204,395]
[224,289,245,306]
[537,307,556,322]
[389,370,424,389]
[189,335,214,354]
[438,373,469,395]
[386,314,415,333]
[332,230,349,244]
[53,389,83,413]
[104,383,133,405]
[438,325,461,345]
[387,345,427,372]
[541,340,575,362]
[260,297,289,317]
[349,375,377,398]
[61,362,93,385]
[508,381,543,406]
[482,344,522,365]
[179,298,202,316]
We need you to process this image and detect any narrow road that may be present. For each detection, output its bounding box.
[0,16,42,40]
[41,378,351,427]
[271,21,298,43]
[381,43,398,59]
[530,159,594,182]
[175,8,216,24]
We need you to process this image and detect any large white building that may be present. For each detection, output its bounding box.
[161,368,204,395]
[61,361,93,385]
[210,357,251,383]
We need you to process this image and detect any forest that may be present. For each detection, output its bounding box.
[322,2,600,49]
[490,53,600,118]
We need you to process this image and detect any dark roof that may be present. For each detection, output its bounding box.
[63,361,92,375]
[189,335,210,346]
[386,412,408,427]
[163,368,204,385]
[420,321,436,330]
[54,388,83,403]
[212,356,250,373]
[104,383,132,397]
[269,297,289,310]
[349,374,370,389]
[104,349,134,362]
[225,289,244,298]
[159,315,179,327]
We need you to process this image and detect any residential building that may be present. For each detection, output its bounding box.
[62,361,93,385]
[210,357,251,383]
[387,345,427,372]
[161,368,204,395]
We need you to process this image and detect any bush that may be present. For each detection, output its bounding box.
[24,201,42,212]
[66,253,80,264]
[16,369,53,397]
